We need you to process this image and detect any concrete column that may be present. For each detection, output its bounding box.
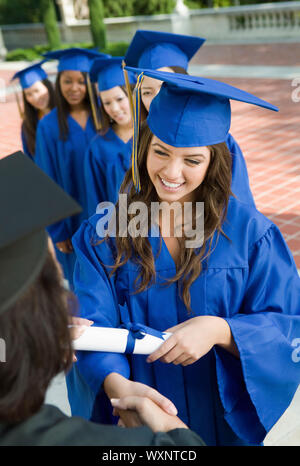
[56,0,76,42]
[0,27,7,60]
[172,0,191,36]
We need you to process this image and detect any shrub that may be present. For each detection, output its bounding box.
[5,41,129,61]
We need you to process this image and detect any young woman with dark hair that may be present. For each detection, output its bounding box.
[67,70,300,447]
[83,57,136,215]
[34,49,103,289]
[11,63,55,160]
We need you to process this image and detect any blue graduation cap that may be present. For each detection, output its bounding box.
[11,60,48,89]
[124,66,278,191]
[43,48,108,73]
[90,56,136,91]
[124,30,205,71]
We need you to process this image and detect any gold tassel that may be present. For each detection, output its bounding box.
[131,73,144,192]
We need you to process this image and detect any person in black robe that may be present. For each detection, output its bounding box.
[0,152,205,447]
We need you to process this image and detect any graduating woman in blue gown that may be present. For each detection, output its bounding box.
[11,61,55,161]
[35,48,104,288]
[67,69,300,446]
[124,30,255,206]
[83,57,136,214]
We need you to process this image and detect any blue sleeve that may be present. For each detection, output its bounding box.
[35,120,70,242]
[215,224,300,444]
[72,219,131,395]
[84,142,107,217]
[226,133,256,207]
[84,139,130,214]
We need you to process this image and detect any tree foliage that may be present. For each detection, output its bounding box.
[88,0,107,49]
[41,0,61,49]
[0,0,43,25]
[133,0,176,15]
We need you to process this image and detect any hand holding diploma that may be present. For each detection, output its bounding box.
[71,322,172,355]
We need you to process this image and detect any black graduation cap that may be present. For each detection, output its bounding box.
[0,152,82,315]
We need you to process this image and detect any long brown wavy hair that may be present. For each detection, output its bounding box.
[22,79,55,156]
[100,121,232,312]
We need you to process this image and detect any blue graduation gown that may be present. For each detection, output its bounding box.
[84,128,133,215]
[67,197,300,446]
[35,108,96,287]
[226,133,255,206]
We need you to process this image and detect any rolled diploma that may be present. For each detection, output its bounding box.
[72,326,172,355]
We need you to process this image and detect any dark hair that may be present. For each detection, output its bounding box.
[105,122,232,313]
[0,250,74,424]
[168,66,188,75]
[55,71,95,140]
[22,79,55,156]
[98,83,136,136]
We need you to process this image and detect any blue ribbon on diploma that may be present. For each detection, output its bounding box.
[120,322,166,354]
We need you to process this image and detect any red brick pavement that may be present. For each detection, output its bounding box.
[222,77,300,268]
[1,46,300,267]
[191,42,300,67]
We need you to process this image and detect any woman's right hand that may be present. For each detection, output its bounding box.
[104,373,177,428]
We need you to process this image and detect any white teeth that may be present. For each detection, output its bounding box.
[161,177,182,188]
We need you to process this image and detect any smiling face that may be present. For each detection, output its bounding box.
[141,67,174,112]
[99,86,132,126]
[23,80,50,111]
[146,135,211,204]
[59,71,87,107]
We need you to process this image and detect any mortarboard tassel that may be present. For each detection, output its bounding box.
[132,72,144,193]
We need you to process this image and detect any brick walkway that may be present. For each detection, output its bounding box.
[1,42,300,267]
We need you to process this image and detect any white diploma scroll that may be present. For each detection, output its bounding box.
[72,325,172,355]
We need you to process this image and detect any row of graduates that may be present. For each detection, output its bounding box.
[13,31,253,288]
[11,30,300,447]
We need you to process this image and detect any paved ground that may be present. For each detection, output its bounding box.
[1,42,300,445]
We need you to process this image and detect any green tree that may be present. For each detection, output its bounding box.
[103,0,135,17]
[133,0,176,15]
[0,0,42,25]
[88,0,107,50]
[41,0,61,49]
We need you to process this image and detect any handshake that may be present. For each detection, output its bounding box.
[71,318,187,434]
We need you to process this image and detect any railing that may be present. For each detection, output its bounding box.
[225,3,300,32]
